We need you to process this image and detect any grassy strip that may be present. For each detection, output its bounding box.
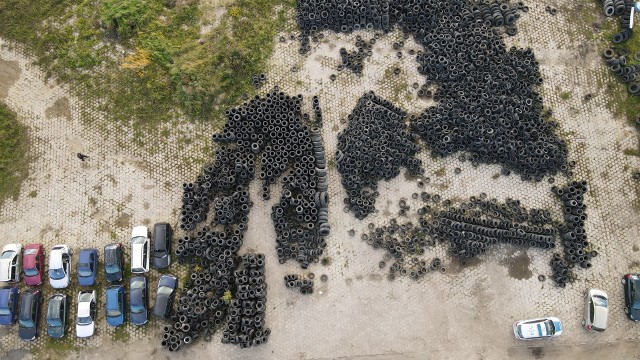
[0,0,295,139]
[0,103,29,204]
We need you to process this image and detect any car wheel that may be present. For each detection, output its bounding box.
[622,278,626,285]
[625,307,629,314]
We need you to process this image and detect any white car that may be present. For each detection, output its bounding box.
[583,289,609,332]
[76,290,96,338]
[0,244,22,282]
[49,245,71,289]
[513,317,563,340]
[130,226,150,273]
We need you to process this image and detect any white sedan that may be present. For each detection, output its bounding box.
[513,317,563,340]
[49,245,71,289]
[76,290,96,338]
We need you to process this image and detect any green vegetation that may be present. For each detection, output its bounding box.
[0,103,29,204]
[623,148,640,157]
[559,91,572,100]
[0,0,296,142]
[113,324,131,342]
[434,167,446,177]
[33,332,79,359]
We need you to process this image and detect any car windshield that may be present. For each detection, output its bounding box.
[593,295,608,308]
[0,307,11,316]
[131,236,146,244]
[107,309,122,317]
[78,265,92,277]
[19,319,34,328]
[157,286,173,296]
[105,264,120,274]
[49,268,66,280]
[0,251,15,260]
[77,316,92,325]
[24,267,39,277]
[545,320,555,335]
[131,303,144,313]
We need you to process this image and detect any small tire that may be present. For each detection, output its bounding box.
[624,307,629,314]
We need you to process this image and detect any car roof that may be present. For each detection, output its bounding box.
[20,292,36,315]
[47,296,63,317]
[593,304,608,329]
[78,249,96,262]
[49,249,64,267]
[0,260,12,280]
[0,288,14,304]
[106,287,122,307]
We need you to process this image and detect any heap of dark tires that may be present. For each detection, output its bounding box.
[165,90,329,351]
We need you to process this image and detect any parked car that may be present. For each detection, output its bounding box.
[513,317,563,340]
[106,285,125,327]
[76,290,96,338]
[0,287,19,325]
[46,294,67,339]
[18,289,42,341]
[104,243,124,283]
[154,275,177,319]
[583,289,608,332]
[77,248,98,286]
[130,226,150,273]
[22,244,45,286]
[0,244,23,283]
[153,223,172,269]
[49,245,71,289]
[129,276,148,325]
[622,273,640,320]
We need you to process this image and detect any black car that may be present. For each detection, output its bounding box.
[153,223,172,269]
[46,294,67,338]
[130,276,148,325]
[104,243,124,283]
[18,289,42,341]
[623,274,640,320]
[153,275,177,319]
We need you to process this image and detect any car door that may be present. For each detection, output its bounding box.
[90,252,96,275]
[584,293,590,327]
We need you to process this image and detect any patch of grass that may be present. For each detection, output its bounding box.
[0,0,296,143]
[321,257,332,266]
[559,91,572,100]
[434,167,446,177]
[113,324,131,342]
[28,190,38,198]
[33,332,79,359]
[0,103,29,204]
[623,148,640,157]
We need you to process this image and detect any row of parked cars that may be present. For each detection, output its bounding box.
[0,224,177,340]
[514,278,640,340]
[0,224,173,286]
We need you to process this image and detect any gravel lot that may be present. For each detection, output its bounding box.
[1,1,640,359]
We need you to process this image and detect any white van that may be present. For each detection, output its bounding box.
[130,226,150,273]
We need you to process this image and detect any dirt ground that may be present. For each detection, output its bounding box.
[1,1,640,359]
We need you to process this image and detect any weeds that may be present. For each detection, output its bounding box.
[0,103,29,204]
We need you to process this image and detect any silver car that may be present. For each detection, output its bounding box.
[582,289,608,332]
[130,226,150,274]
[513,317,563,340]
[0,244,23,283]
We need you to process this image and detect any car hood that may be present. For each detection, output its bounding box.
[76,322,95,338]
[24,273,42,286]
[0,314,14,325]
[107,313,124,326]
[47,325,65,338]
[50,276,69,289]
[153,254,169,268]
[78,275,95,286]
[106,270,123,283]
[19,325,37,340]
[130,310,148,325]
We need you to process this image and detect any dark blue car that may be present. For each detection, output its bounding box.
[0,287,18,325]
[77,248,98,286]
[129,276,148,326]
[106,285,125,327]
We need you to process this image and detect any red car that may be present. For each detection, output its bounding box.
[23,244,45,286]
